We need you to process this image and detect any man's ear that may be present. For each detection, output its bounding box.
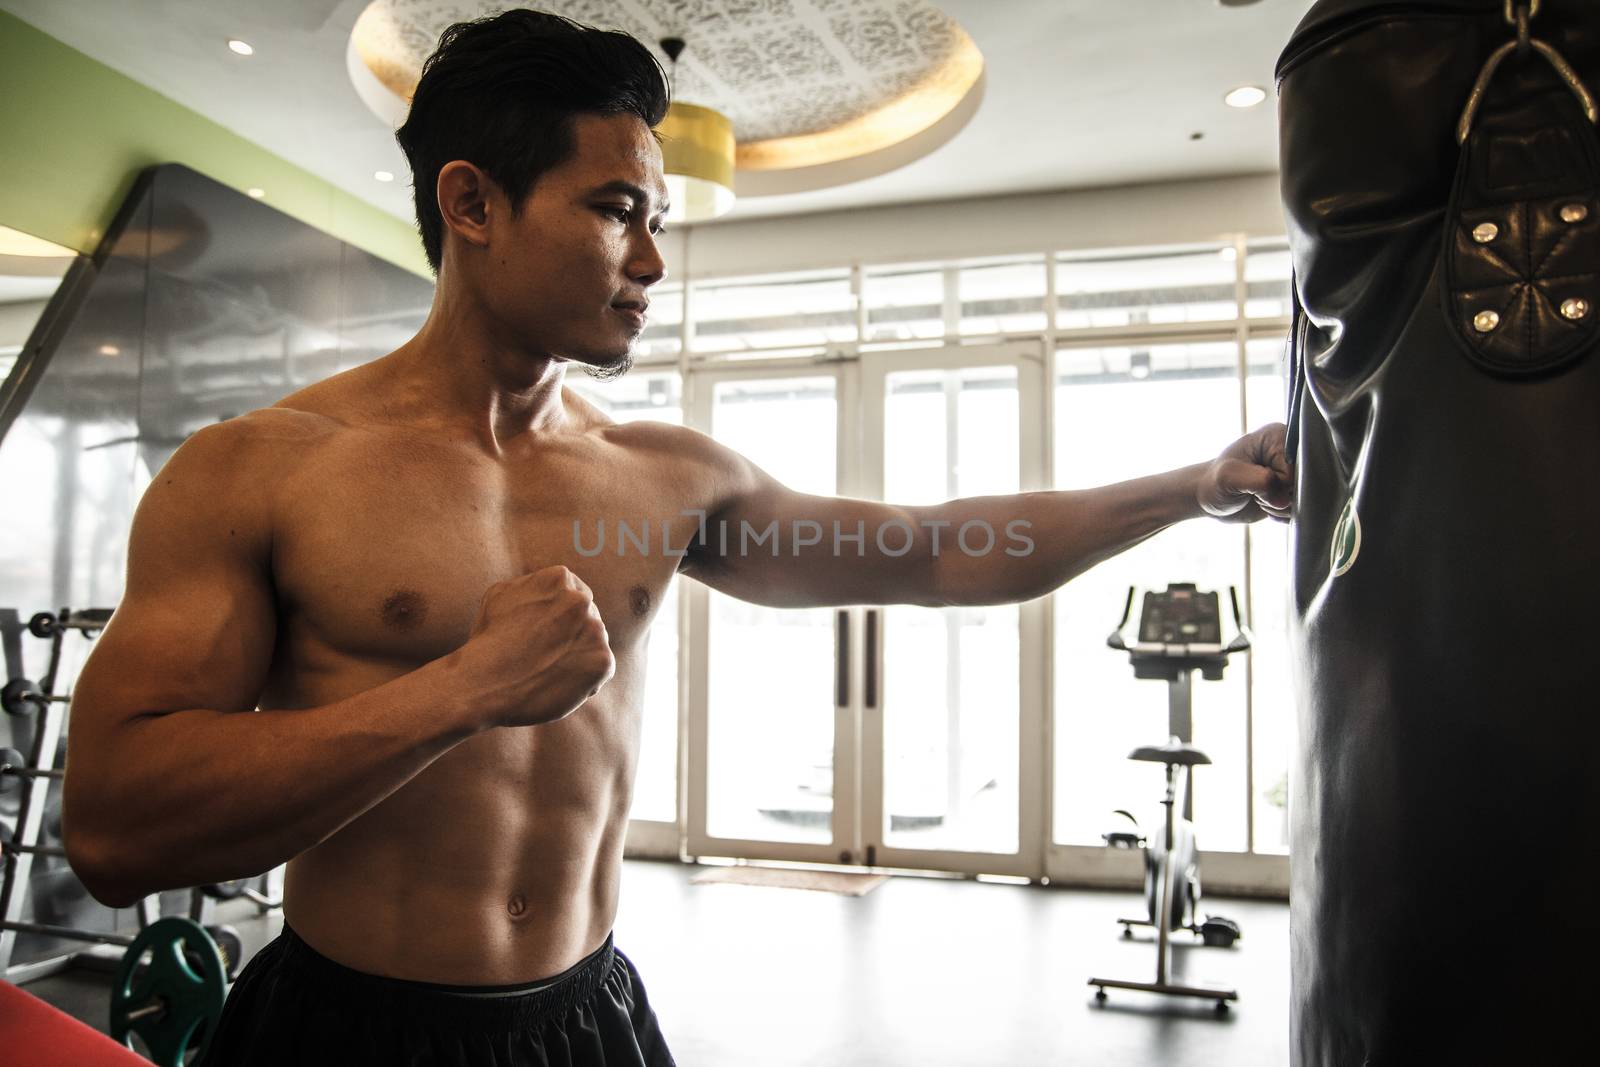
[436,160,497,253]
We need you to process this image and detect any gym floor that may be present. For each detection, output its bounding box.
[22,859,1290,1066]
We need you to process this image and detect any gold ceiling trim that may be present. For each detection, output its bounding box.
[352,3,416,103]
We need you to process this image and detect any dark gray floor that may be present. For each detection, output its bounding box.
[20,859,1289,1066]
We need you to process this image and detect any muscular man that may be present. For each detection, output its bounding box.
[62,11,1292,1066]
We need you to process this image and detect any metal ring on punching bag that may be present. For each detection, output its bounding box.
[1457,2,1598,143]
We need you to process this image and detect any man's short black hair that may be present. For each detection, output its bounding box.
[395,9,670,273]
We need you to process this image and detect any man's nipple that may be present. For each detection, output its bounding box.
[380,590,428,632]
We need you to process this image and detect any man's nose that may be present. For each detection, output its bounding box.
[629,233,667,288]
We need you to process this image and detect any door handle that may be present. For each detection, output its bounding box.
[836,609,850,706]
[865,608,879,709]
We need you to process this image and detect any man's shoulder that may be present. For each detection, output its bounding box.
[596,416,692,450]
[594,418,746,478]
[180,407,342,465]
[593,417,716,457]
[152,407,343,523]
[590,419,763,519]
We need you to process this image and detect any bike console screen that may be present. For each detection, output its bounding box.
[1137,584,1222,646]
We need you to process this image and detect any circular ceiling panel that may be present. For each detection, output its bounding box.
[348,0,984,196]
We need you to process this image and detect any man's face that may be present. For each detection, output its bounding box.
[472,113,669,375]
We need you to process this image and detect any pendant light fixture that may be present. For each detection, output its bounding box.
[656,36,735,224]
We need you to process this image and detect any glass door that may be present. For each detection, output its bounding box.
[857,342,1047,877]
[684,363,863,865]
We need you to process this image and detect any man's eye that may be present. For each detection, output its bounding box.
[651,224,667,237]
[601,206,630,223]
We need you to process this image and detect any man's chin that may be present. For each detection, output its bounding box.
[576,348,635,383]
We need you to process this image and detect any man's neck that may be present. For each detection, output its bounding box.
[389,296,573,452]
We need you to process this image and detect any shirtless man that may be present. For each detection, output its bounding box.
[61,10,1292,1066]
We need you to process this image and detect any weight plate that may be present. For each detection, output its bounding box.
[26,612,56,639]
[110,916,227,1067]
[205,923,245,981]
[2,678,43,717]
[0,748,24,794]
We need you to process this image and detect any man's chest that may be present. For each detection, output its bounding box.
[268,435,696,665]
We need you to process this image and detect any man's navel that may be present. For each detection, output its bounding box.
[507,893,529,919]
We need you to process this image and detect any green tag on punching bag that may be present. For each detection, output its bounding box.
[1331,497,1361,578]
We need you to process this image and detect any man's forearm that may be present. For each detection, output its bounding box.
[916,463,1208,606]
[65,654,484,907]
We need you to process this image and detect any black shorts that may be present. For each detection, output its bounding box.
[196,923,676,1066]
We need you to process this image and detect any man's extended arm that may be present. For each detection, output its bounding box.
[679,424,1292,608]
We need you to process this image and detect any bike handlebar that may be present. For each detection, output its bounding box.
[1107,585,1252,658]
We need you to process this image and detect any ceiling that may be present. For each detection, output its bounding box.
[0,0,1311,226]
[352,0,978,143]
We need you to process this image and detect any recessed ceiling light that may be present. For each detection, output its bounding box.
[97,344,120,357]
[374,170,395,182]
[1219,246,1239,262]
[227,39,254,57]
[1225,85,1267,109]
[246,188,266,199]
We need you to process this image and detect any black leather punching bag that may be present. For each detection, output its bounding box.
[1279,2,1600,1063]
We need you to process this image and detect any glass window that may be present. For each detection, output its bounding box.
[0,264,73,385]
[658,234,1294,862]
[1245,241,1293,320]
[1056,340,1239,381]
[1244,337,1293,853]
[864,262,944,344]
[635,282,684,359]
[1052,346,1249,854]
[690,269,855,354]
[959,256,1047,336]
[566,369,682,420]
[1055,247,1238,329]
[565,371,683,825]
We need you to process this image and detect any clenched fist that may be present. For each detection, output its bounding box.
[452,566,616,729]
[1198,423,1294,523]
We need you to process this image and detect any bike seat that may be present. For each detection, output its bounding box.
[1128,742,1211,766]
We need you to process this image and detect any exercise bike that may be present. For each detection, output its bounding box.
[1088,583,1247,1013]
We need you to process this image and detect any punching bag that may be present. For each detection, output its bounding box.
[1279,2,1600,1063]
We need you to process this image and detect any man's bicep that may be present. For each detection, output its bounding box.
[684,474,934,608]
[71,427,278,750]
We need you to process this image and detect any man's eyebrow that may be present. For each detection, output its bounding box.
[588,180,670,215]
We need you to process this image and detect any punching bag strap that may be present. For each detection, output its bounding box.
[1442,0,1600,376]
[1457,1,1597,144]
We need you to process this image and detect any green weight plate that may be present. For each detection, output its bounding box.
[110,916,228,1067]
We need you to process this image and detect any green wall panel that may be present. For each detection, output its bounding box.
[0,10,429,278]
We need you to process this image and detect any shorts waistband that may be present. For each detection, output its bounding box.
[272,922,619,1025]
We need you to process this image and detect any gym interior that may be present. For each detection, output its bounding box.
[3,2,1594,1065]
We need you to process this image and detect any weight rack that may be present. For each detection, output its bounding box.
[0,606,281,985]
